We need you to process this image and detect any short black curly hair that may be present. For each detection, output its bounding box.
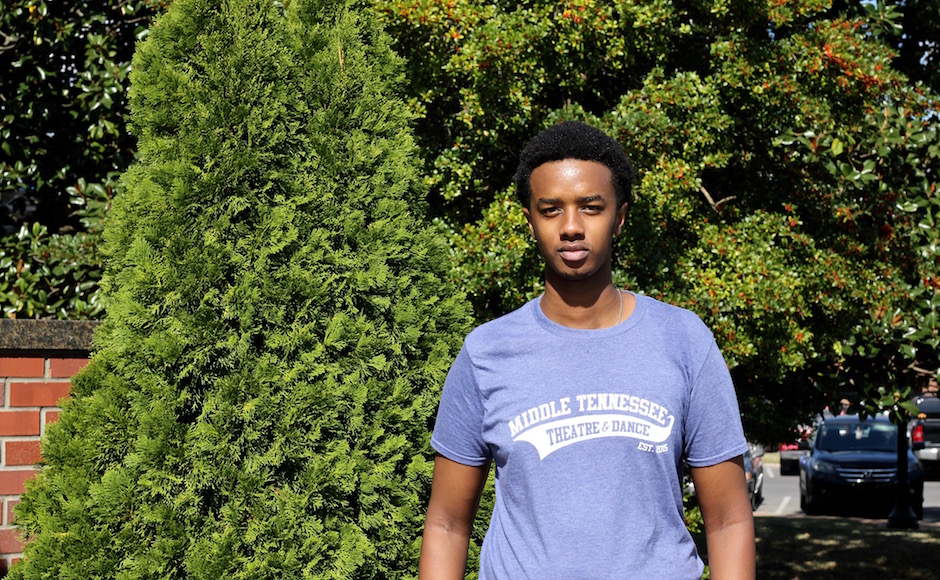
[513,121,636,209]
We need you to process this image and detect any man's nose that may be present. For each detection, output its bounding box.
[560,211,584,238]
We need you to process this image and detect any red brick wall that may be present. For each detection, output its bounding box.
[0,356,88,574]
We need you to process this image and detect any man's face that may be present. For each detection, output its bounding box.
[523,159,626,283]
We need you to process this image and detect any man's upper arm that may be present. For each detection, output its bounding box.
[425,454,490,531]
[690,456,750,519]
[419,454,490,579]
[689,456,755,580]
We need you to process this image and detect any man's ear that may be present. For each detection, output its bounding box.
[522,207,536,239]
[613,202,628,236]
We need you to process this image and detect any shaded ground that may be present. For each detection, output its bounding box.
[754,514,940,579]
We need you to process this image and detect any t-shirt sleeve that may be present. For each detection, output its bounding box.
[430,345,491,466]
[683,339,748,467]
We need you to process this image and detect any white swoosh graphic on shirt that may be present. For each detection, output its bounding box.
[513,413,675,460]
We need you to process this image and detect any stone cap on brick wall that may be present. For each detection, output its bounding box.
[0,320,99,356]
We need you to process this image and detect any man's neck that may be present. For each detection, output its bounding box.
[539,271,634,329]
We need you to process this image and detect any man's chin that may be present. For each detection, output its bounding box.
[548,267,593,282]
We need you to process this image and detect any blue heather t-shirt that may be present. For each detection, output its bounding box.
[431,293,747,579]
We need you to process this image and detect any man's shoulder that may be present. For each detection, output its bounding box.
[635,293,713,339]
[464,299,538,346]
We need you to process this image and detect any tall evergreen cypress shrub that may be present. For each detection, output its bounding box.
[10,0,469,577]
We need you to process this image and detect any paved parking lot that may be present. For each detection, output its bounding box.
[755,454,940,525]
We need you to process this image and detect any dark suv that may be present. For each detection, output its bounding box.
[799,414,924,518]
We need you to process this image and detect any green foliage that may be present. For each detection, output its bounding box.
[10,0,469,578]
[0,0,169,319]
[379,0,940,443]
[375,0,685,217]
[2,0,936,439]
[877,0,940,94]
[445,194,543,317]
[0,223,104,318]
[0,0,165,233]
[779,92,940,423]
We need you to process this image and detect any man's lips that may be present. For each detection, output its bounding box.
[558,247,589,262]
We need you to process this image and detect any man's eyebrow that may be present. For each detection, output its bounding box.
[536,195,606,205]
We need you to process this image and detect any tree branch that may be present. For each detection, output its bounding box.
[0,30,20,54]
[908,364,939,377]
[700,185,736,212]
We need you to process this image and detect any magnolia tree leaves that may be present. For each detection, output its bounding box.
[378,1,940,442]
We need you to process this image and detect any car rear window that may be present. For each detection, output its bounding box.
[915,396,940,417]
[816,422,897,452]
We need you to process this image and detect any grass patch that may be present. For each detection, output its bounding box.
[755,515,940,579]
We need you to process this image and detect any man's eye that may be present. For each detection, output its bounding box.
[541,207,560,216]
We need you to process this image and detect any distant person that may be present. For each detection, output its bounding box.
[419,122,755,579]
[922,377,938,398]
[840,398,851,415]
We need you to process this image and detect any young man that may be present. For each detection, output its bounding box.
[419,122,755,579]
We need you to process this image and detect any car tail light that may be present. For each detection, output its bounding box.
[912,423,924,445]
